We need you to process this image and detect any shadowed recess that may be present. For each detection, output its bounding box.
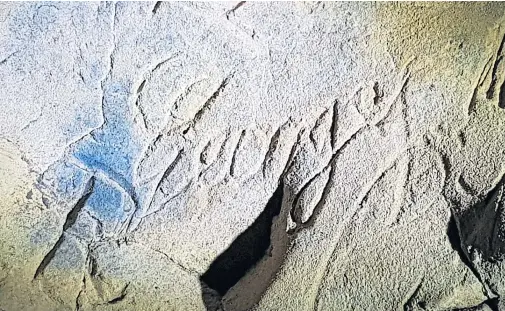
[453,174,505,262]
[199,183,284,310]
[447,173,505,311]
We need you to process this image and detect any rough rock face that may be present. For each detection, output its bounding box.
[1,2,505,311]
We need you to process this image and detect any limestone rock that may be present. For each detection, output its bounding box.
[2,2,505,311]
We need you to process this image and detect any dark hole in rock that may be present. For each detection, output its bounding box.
[451,174,505,263]
[199,183,284,310]
[447,174,505,311]
[447,212,475,270]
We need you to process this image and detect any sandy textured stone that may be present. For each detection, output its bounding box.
[2,2,505,311]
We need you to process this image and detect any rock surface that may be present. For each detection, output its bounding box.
[1,2,505,311]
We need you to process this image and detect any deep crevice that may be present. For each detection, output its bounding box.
[447,212,503,309]
[446,172,505,302]
[455,174,505,262]
[498,80,505,109]
[199,183,284,310]
[447,212,479,277]
[452,297,500,311]
[485,297,500,311]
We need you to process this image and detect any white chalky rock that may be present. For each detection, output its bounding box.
[2,2,505,311]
